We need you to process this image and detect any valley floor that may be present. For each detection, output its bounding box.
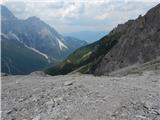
[1,71,160,120]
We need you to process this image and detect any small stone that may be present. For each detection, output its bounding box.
[6,108,17,114]
[64,116,70,120]
[46,100,55,108]
[145,101,153,109]
[1,73,8,76]
[32,97,38,102]
[55,97,63,106]
[6,110,12,114]
[64,81,73,86]
[136,115,147,119]
[19,98,24,102]
[16,81,20,84]
[152,80,158,82]
[154,109,160,115]
[32,115,41,120]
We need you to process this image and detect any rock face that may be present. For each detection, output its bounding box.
[93,4,160,75]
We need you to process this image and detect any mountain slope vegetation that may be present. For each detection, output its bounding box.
[45,30,123,75]
[45,3,160,76]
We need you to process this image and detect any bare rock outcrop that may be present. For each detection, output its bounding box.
[94,4,160,75]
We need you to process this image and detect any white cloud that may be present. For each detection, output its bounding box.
[95,13,111,20]
[2,0,160,33]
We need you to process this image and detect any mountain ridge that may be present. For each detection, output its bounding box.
[93,3,160,75]
[45,3,160,76]
[1,5,87,74]
[1,5,87,60]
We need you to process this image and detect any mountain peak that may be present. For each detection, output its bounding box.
[26,16,41,21]
[1,5,88,75]
[1,5,17,20]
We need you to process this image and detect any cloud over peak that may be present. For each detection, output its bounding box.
[2,0,160,33]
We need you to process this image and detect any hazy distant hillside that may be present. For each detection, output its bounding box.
[63,31,107,43]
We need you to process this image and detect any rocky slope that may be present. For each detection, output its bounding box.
[93,3,160,75]
[46,3,160,76]
[63,31,108,43]
[2,69,160,120]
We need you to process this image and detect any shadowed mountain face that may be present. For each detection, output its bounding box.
[46,3,160,76]
[1,34,49,75]
[93,3,160,75]
[1,5,87,75]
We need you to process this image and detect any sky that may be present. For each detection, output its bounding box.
[2,0,160,33]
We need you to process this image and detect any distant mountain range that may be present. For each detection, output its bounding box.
[45,3,160,76]
[1,5,87,75]
[63,31,107,43]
